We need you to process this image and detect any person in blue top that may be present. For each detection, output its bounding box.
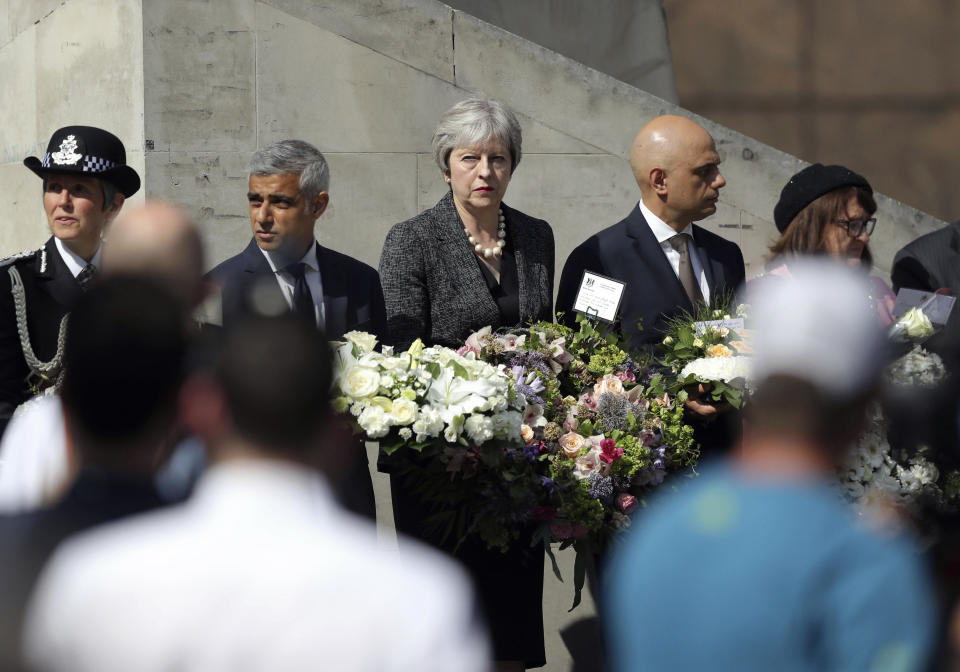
[604,259,936,672]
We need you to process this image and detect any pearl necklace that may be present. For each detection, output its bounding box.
[464,209,507,259]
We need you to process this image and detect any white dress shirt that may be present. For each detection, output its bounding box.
[638,198,711,304]
[54,238,101,277]
[260,243,325,328]
[0,395,69,513]
[25,459,490,672]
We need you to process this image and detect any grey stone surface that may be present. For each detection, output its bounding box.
[143,0,256,153]
[255,2,463,153]
[145,150,251,268]
[0,23,37,161]
[318,152,420,268]
[446,0,677,102]
[9,0,62,38]
[0,0,10,47]
[262,0,454,82]
[34,0,144,148]
[0,163,48,253]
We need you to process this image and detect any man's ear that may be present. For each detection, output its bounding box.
[311,192,330,219]
[650,168,668,196]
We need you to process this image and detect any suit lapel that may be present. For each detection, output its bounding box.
[624,207,692,311]
[239,237,287,307]
[316,243,349,338]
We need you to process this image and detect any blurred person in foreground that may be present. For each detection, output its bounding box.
[604,259,935,672]
[763,163,895,325]
[0,201,207,514]
[0,277,187,671]
[24,311,489,672]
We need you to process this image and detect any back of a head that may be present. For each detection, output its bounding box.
[746,259,887,445]
[216,313,332,453]
[102,200,205,309]
[61,276,187,455]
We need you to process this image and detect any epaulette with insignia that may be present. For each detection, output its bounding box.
[0,248,40,269]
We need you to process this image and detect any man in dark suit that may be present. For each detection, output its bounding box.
[557,115,745,432]
[891,221,960,367]
[0,126,140,436]
[0,278,186,671]
[207,140,386,341]
[207,140,385,518]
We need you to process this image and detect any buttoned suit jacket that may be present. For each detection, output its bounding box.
[207,239,387,343]
[0,237,83,436]
[891,221,960,365]
[556,205,746,352]
[379,192,555,350]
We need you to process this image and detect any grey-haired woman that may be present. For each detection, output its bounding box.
[379,98,553,670]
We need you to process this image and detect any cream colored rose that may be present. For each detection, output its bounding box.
[343,330,378,354]
[900,307,935,341]
[706,344,732,358]
[693,337,704,348]
[342,365,381,398]
[390,398,418,425]
[520,424,536,445]
[593,374,624,397]
[559,431,586,458]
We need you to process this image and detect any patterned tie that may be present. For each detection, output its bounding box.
[667,233,705,308]
[76,264,97,292]
[285,262,316,324]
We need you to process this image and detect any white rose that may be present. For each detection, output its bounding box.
[492,410,522,439]
[344,330,378,354]
[390,398,418,426]
[398,427,412,440]
[342,365,381,399]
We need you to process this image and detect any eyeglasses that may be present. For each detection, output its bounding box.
[835,217,877,238]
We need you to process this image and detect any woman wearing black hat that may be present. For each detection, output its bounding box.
[0,125,140,435]
[763,163,896,324]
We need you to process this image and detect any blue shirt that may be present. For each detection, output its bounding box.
[604,463,935,672]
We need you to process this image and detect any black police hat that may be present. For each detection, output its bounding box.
[773,163,872,233]
[24,126,141,198]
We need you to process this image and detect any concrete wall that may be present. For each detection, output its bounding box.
[443,0,677,103]
[0,0,145,252]
[1,0,941,283]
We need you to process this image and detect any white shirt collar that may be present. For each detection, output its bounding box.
[54,237,101,278]
[260,241,319,274]
[638,198,694,244]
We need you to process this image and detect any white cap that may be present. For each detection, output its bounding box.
[748,259,886,398]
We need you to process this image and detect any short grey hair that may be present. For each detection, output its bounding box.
[249,140,331,211]
[432,97,523,175]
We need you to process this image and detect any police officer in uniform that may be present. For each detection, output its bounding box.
[0,126,140,435]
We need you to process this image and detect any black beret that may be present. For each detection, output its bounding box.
[773,163,872,233]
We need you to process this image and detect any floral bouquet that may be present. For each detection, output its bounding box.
[657,302,753,409]
[331,331,547,551]
[465,317,697,607]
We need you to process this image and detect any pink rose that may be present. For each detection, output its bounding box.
[559,432,585,458]
[616,493,639,514]
[579,393,597,409]
[616,370,636,383]
[593,373,624,398]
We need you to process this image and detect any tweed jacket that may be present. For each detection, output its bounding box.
[379,192,554,350]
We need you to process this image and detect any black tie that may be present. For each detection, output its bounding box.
[76,264,97,291]
[285,263,315,324]
[667,234,705,308]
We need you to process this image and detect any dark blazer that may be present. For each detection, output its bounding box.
[379,192,555,350]
[556,204,745,352]
[0,237,83,436]
[891,221,960,365]
[0,471,167,671]
[207,238,387,343]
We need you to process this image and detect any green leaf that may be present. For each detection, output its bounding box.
[544,542,564,582]
[569,545,587,612]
